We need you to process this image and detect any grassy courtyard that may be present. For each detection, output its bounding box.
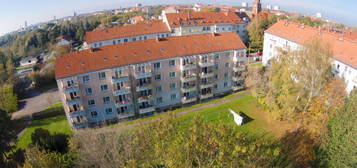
[15,104,73,150]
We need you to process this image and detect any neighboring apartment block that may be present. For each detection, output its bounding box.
[56,33,247,129]
[85,11,249,48]
[163,11,248,42]
[85,21,170,48]
[263,20,357,93]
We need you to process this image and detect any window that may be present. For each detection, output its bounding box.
[124,39,128,42]
[138,65,145,72]
[154,74,162,81]
[82,75,90,83]
[170,83,176,89]
[91,111,98,118]
[225,52,230,57]
[103,97,110,104]
[105,108,113,114]
[214,64,219,70]
[215,75,218,80]
[139,37,142,40]
[132,37,136,41]
[169,72,176,78]
[169,60,176,66]
[85,88,93,95]
[144,36,147,40]
[88,100,95,106]
[224,82,228,87]
[100,84,108,91]
[203,27,206,31]
[156,97,163,104]
[216,27,219,31]
[94,43,97,47]
[171,94,177,100]
[224,73,228,78]
[113,40,116,44]
[115,70,122,77]
[214,54,219,59]
[117,39,121,43]
[156,86,162,93]
[67,80,74,87]
[225,63,230,68]
[207,27,210,31]
[99,72,106,80]
[153,62,161,69]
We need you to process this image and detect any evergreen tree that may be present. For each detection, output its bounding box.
[319,89,357,167]
[0,63,7,84]
[0,84,18,113]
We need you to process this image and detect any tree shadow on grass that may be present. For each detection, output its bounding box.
[29,115,67,128]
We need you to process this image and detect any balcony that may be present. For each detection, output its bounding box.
[180,63,196,70]
[181,74,197,82]
[232,76,244,82]
[200,93,214,100]
[136,83,152,92]
[199,71,214,78]
[198,61,214,67]
[115,99,132,108]
[233,66,246,72]
[137,95,152,103]
[139,106,155,114]
[200,82,215,89]
[112,76,129,83]
[233,56,246,62]
[72,122,88,129]
[68,110,86,118]
[181,96,197,104]
[118,112,135,119]
[66,97,81,106]
[233,85,244,91]
[134,71,152,79]
[181,85,197,93]
[63,84,79,93]
[113,87,131,96]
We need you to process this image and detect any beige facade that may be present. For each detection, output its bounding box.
[57,50,247,129]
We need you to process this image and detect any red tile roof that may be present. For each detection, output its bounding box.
[165,11,245,28]
[85,21,170,43]
[56,33,246,79]
[266,20,357,69]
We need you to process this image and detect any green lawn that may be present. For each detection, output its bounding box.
[16,104,73,149]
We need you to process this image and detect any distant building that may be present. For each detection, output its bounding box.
[56,36,71,46]
[273,5,280,11]
[316,13,322,18]
[252,0,262,15]
[263,20,357,93]
[20,56,38,67]
[130,15,145,24]
[242,2,248,8]
[266,4,272,11]
[85,21,170,48]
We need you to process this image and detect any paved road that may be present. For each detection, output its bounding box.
[12,88,61,119]
[117,91,251,129]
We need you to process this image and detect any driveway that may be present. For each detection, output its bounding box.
[12,88,61,119]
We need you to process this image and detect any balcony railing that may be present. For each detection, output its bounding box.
[118,112,135,119]
[138,95,152,103]
[136,83,152,92]
[134,71,152,79]
[181,63,196,70]
[181,74,197,82]
[199,71,214,78]
[233,56,247,62]
[233,66,245,72]
[66,96,81,106]
[200,93,214,100]
[181,85,197,93]
[232,76,244,82]
[181,96,197,104]
[200,82,215,89]
[63,84,79,93]
[113,87,131,96]
[72,122,88,129]
[198,61,214,67]
[68,110,86,118]
[139,106,155,114]
[115,99,132,108]
[232,85,244,91]
[112,76,129,83]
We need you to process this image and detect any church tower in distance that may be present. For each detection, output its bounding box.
[252,0,262,15]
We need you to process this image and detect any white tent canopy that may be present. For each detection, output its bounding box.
[229,109,243,126]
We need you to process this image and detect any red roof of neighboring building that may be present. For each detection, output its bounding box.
[266,20,357,69]
[56,32,246,79]
[85,21,170,43]
[165,11,245,28]
[133,15,145,23]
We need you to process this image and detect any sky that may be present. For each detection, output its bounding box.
[1,0,357,36]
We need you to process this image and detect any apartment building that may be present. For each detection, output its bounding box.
[56,33,247,129]
[262,20,357,93]
[162,11,248,42]
[85,21,170,48]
